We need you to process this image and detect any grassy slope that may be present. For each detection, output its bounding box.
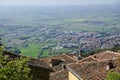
[20,43,41,58]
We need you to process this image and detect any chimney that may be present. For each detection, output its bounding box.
[80,49,83,57]
[49,62,52,67]
[62,64,66,70]
[49,59,53,67]
[106,61,115,70]
[49,47,53,67]
[78,49,82,60]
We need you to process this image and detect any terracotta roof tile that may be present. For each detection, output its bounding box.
[67,59,120,80]
[50,70,68,80]
[92,51,119,60]
[41,54,77,71]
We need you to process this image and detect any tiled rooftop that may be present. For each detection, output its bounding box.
[41,54,77,71]
[91,51,119,60]
[50,70,68,80]
[41,54,78,80]
[80,56,97,63]
[67,51,120,80]
[67,59,120,80]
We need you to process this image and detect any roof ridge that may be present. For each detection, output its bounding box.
[106,51,120,55]
[3,51,53,70]
[67,56,117,67]
[63,54,79,62]
[50,69,65,76]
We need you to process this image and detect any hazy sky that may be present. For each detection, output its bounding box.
[0,0,119,6]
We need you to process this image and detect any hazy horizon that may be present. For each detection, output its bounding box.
[0,0,119,6]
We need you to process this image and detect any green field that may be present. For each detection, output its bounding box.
[20,43,41,58]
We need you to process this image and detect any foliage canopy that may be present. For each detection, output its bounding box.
[0,44,32,80]
[106,71,120,80]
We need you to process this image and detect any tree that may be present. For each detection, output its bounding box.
[106,71,120,80]
[0,41,32,80]
[110,44,120,52]
[14,49,21,54]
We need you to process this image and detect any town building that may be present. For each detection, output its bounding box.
[67,51,120,80]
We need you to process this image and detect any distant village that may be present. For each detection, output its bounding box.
[2,26,120,55]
